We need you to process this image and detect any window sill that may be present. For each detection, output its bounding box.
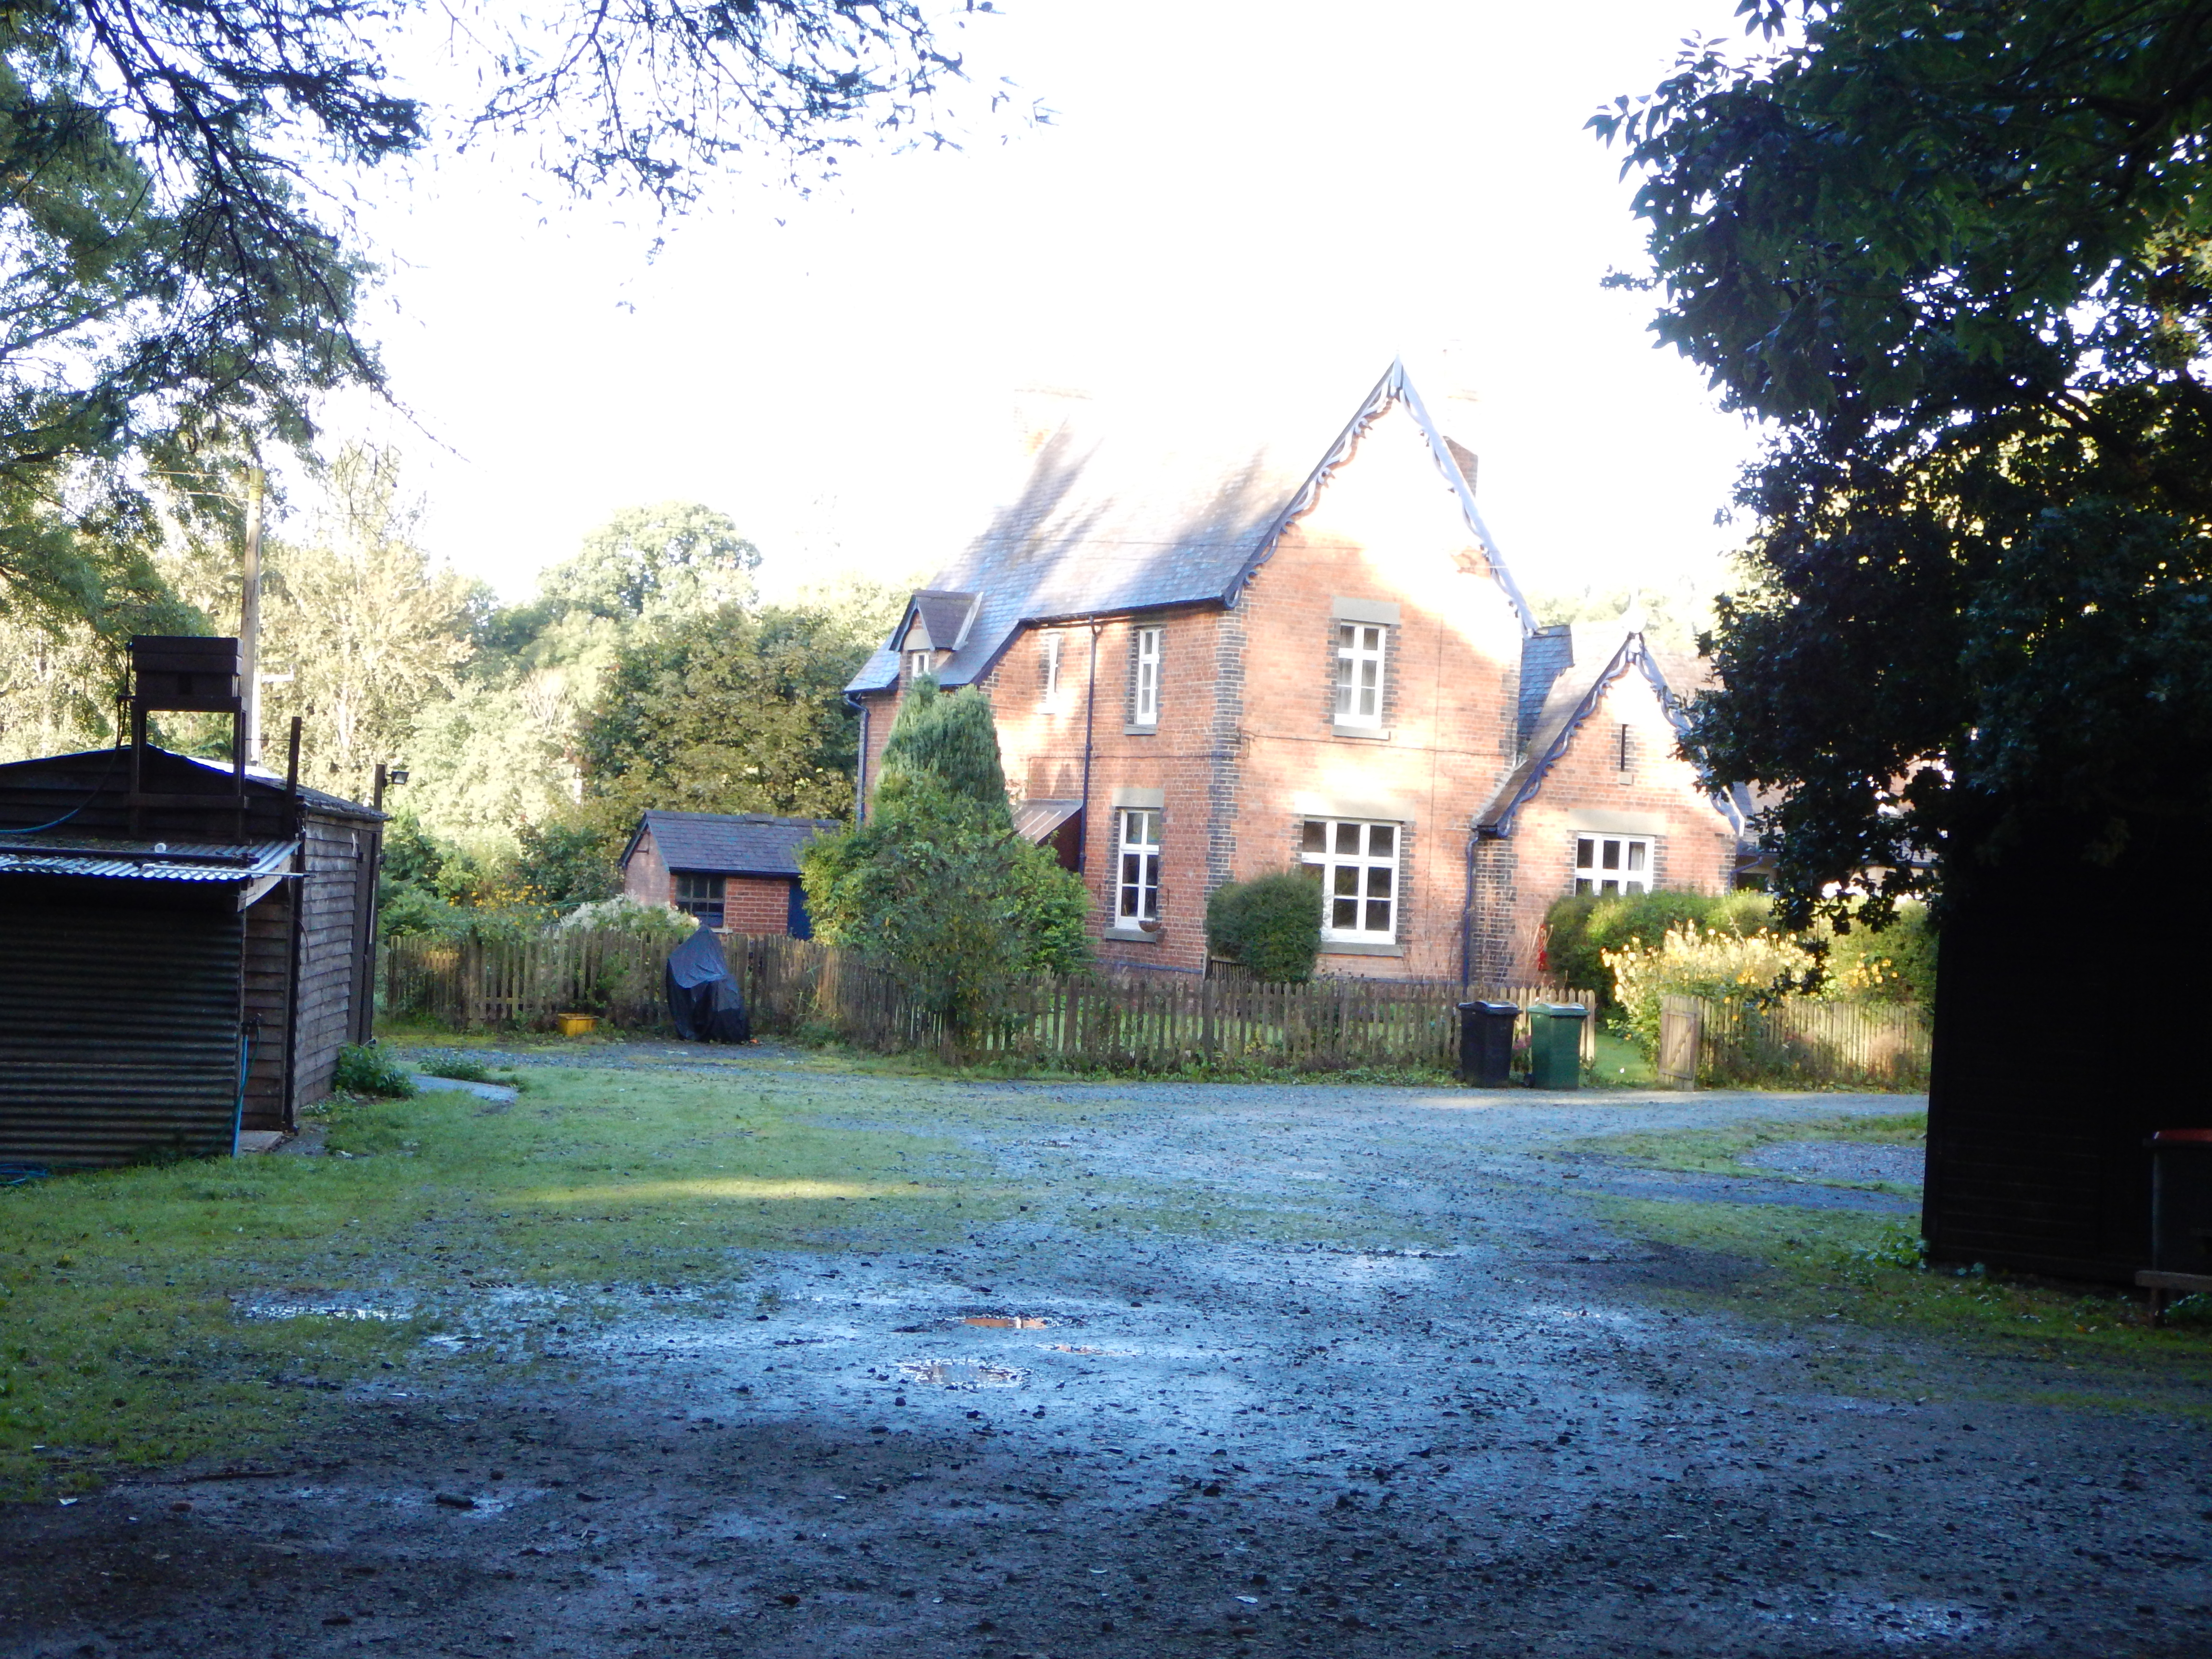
[1103,925,1161,943]
[1332,724,1392,742]
[1320,940,1404,958]
[1123,722,1158,736]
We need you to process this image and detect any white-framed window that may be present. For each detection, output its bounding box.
[907,649,932,682]
[1301,819,1398,942]
[1334,622,1386,727]
[1042,632,1062,703]
[1133,626,1161,726]
[1574,835,1652,896]
[1116,808,1161,926]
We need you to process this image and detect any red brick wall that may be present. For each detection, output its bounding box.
[1477,664,1738,982]
[1223,401,1526,979]
[982,610,1230,973]
[725,876,792,935]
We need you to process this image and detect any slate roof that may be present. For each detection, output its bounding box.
[623,810,838,878]
[848,361,1536,696]
[1479,623,1742,839]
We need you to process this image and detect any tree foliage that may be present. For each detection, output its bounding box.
[578,599,877,825]
[0,0,974,635]
[535,503,762,625]
[1597,0,2212,930]
[800,682,1090,1036]
[874,676,1010,818]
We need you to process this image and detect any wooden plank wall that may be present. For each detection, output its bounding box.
[291,810,370,1108]
[240,886,293,1131]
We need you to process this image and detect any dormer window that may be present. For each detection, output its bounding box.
[907,649,932,682]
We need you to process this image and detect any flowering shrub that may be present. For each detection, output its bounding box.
[554,895,695,941]
[1603,922,1816,1052]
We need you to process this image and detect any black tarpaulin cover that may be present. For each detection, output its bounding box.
[665,923,750,1043]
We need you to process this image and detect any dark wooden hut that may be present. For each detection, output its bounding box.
[0,638,383,1166]
[1923,818,2212,1284]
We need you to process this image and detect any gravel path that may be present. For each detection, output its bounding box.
[6,1059,2206,1659]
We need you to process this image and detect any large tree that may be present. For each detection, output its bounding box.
[0,0,970,637]
[1597,0,2212,929]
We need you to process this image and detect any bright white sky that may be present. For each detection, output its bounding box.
[325,0,1764,609]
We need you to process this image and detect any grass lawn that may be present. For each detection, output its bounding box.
[1570,1109,1927,1184]
[1574,1109,2212,1400]
[0,1068,994,1499]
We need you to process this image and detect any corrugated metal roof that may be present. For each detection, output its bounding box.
[847,362,1535,697]
[624,811,837,878]
[0,836,297,882]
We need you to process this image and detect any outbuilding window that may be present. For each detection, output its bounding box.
[1574,835,1651,896]
[1301,819,1398,942]
[1117,809,1162,927]
[674,871,725,927]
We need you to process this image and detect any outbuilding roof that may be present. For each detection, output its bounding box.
[847,361,1536,697]
[623,810,838,878]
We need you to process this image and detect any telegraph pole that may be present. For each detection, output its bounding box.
[238,465,266,765]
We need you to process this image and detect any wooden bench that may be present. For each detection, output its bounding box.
[2136,1269,2212,1325]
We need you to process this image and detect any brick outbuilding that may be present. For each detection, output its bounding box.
[620,810,834,937]
[845,362,1753,980]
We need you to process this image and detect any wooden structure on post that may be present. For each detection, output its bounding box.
[0,638,385,1165]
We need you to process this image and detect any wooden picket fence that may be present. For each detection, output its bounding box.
[382,928,1595,1074]
[1660,992,1931,1091]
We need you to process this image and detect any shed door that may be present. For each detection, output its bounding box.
[0,889,244,1166]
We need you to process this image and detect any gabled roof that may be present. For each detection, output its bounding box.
[1479,623,1737,836]
[622,810,838,878]
[898,591,981,653]
[848,361,1536,695]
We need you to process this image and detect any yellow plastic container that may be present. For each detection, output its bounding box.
[556,1013,598,1037]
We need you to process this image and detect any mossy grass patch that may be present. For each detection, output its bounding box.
[1572,1111,1926,1185]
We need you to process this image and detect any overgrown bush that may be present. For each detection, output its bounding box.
[333,1043,417,1098]
[1604,921,1815,1052]
[1206,873,1321,982]
[1823,902,1937,1005]
[1542,888,1776,1002]
[555,895,695,941]
[801,678,1092,1039]
[514,816,624,910]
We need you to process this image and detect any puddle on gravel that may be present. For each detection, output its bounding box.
[233,1294,408,1322]
[963,1316,1049,1329]
[899,1359,1027,1389]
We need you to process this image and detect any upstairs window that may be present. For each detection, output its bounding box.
[1133,627,1162,726]
[1042,632,1062,703]
[907,649,933,682]
[1335,623,1386,727]
[673,872,725,928]
[1301,819,1398,942]
[1116,809,1161,926]
[1575,835,1651,896]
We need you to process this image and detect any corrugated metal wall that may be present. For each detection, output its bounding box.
[0,891,244,1166]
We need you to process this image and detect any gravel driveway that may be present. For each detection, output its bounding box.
[5,1062,2206,1658]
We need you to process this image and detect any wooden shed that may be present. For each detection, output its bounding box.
[0,640,383,1166]
[1923,816,2212,1284]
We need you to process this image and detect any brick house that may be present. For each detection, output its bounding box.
[620,810,834,937]
[844,362,1750,981]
